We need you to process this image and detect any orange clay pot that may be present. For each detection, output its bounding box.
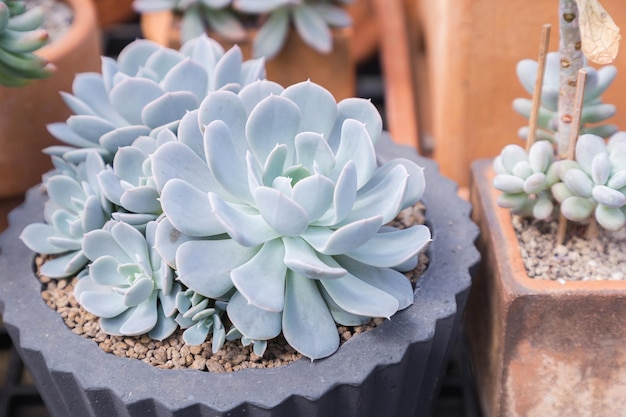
[93,0,137,28]
[0,0,102,229]
[466,159,626,417]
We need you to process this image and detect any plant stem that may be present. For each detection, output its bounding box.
[558,0,584,158]
[556,68,587,245]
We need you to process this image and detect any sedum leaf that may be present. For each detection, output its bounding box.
[595,204,626,231]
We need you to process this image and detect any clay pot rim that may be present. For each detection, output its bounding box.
[473,158,626,295]
[37,0,98,63]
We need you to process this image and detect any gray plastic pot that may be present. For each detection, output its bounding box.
[0,134,479,417]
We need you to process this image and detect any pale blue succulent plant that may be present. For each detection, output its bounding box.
[20,152,113,278]
[46,34,265,164]
[74,221,180,339]
[133,0,247,44]
[175,289,227,352]
[0,0,54,86]
[150,79,431,359]
[513,52,618,144]
[552,133,626,231]
[133,0,353,59]
[234,0,353,59]
[21,34,433,361]
[493,140,561,220]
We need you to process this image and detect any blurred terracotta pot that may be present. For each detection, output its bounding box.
[345,0,378,63]
[0,0,102,229]
[140,10,355,101]
[466,159,626,417]
[93,0,137,27]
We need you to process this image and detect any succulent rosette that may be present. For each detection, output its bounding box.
[234,0,354,59]
[514,52,618,143]
[74,221,180,339]
[133,0,354,59]
[175,289,227,353]
[151,79,431,359]
[133,0,247,45]
[552,133,626,231]
[46,34,265,163]
[97,129,177,229]
[493,140,560,219]
[20,152,112,278]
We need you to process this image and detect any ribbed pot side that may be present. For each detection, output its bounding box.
[0,135,479,417]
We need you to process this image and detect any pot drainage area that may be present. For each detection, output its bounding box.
[0,18,482,417]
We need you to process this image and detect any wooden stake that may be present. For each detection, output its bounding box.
[527,24,552,152]
[556,68,588,245]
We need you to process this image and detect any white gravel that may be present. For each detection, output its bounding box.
[513,215,626,281]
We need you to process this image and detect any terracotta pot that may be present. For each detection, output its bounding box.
[345,0,379,63]
[0,135,479,417]
[93,0,137,27]
[0,0,102,221]
[466,159,626,417]
[139,11,356,101]
[414,0,626,188]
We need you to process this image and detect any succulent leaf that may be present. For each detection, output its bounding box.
[595,204,626,231]
[282,270,340,360]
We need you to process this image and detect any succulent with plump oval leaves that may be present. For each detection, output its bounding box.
[0,0,54,86]
[152,79,431,360]
[45,34,265,164]
[20,152,113,278]
[74,221,180,339]
[513,52,618,145]
[553,133,626,231]
[493,141,560,220]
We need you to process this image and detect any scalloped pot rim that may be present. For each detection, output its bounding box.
[0,135,479,416]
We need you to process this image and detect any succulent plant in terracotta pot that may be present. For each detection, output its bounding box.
[0,34,478,417]
[466,1,626,416]
[133,0,357,100]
